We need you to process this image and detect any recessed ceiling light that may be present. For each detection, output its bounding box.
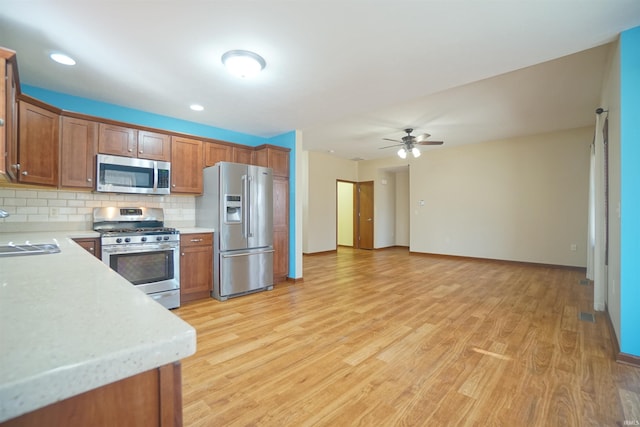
[190,104,204,111]
[50,52,76,66]
[221,50,266,78]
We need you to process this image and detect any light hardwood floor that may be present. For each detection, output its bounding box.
[174,247,640,426]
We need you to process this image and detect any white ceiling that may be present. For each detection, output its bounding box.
[1,1,640,160]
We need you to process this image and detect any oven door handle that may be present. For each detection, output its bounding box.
[102,244,178,254]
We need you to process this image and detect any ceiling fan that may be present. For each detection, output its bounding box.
[380,128,444,159]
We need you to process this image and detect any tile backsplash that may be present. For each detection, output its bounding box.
[0,187,196,232]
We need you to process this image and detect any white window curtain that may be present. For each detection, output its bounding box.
[587,138,596,280]
[589,112,607,311]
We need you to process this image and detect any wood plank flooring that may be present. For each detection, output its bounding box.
[174,247,640,426]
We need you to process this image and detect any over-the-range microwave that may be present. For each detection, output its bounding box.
[96,154,171,195]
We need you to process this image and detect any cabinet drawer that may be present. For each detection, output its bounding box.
[180,233,213,247]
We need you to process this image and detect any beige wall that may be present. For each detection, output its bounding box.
[410,127,591,266]
[395,169,410,246]
[304,127,591,268]
[304,151,358,253]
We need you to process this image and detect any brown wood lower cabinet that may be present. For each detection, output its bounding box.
[180,233,213,303]
[72,237,101,259]
[1,363,183,427]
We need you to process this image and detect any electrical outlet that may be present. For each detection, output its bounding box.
[570,243,577,251]
[50,207,59,217]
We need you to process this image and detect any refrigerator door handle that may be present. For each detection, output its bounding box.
[247,175,253,238]
[222,249,275,258]
[242,174,248,238]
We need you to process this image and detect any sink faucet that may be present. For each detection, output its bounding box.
[0,208,9,218]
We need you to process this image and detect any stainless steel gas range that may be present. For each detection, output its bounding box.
[93,207,180,309]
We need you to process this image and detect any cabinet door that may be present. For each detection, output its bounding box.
[18,101,59,186]
[253,147,268,168]
[61,117,98,188]
[0,52,18,181]
[98,123,137,157]
[269,148,289,178]
[203,141,232,167]
[232,146,254,164]
[138,130,171,161]
[273,177,289,283]
[171,136,202,194]
[180,233,213,303]
[73,237,101,259]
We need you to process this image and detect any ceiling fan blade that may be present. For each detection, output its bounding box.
[382,138,402,143]
[417,140,444,146]
[414,133,432,143]
[379,143,402,149]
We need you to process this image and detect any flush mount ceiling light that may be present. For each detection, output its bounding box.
[221,50,266,78]
[190,104,204,111]
[49,52,76,66]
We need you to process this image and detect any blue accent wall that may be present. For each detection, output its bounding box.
[22,84,297,278]
[23,85,267,146]
[620,26,640,356]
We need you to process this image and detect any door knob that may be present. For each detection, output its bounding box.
[367,218,372,221]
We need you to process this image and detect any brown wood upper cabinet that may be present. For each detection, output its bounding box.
[17,100,59,186]
[171,136,203,194]
[254,145,289,177]
[98,123,170,161]
[203,141,232,167]
[232,146,254,164]
[60,117,97,188]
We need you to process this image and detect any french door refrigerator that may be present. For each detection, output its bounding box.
[196,162,274,301]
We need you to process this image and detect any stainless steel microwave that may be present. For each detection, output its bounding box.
[96,154,171,195]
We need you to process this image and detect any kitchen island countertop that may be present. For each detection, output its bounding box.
[0,231,197,423]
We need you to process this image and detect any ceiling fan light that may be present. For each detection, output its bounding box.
[412,147,421,158]
[397,148,407,159]
[221,50,266,78]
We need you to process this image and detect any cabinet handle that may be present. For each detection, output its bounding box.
[21,171,28,176]
[181,252,185,256]
[11,163,20,170]
[190,238,203,242]
[128,148,133,152]
[0,118,4,126]
[139,150,143,154]
[87,178,92,182]
[89,247,94,252]
[172,184,176,188]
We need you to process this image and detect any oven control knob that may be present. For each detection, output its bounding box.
[141,237,147,242]
[156,236,162,241]
[163,236,170,241]
[124,237,131,243]
[116,238,123,243]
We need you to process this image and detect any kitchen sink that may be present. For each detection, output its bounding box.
[0,242,61,257]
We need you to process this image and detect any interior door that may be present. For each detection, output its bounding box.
[357,181,374,249]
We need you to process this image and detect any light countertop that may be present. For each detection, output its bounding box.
[178,227,215,234]
[0,232,197,423]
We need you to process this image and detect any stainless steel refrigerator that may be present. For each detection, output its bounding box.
[196,162,274,301]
